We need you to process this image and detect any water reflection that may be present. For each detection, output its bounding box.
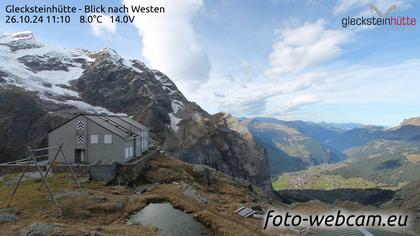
[127,202,213,236]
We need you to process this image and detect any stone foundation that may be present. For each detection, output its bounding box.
[110,148,159,185]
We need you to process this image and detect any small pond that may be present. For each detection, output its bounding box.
[127,202,213,236]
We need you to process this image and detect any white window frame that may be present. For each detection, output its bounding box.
[125,147,129,159]
[90,135,98,144]
[129,146,133,156]
[104,134,112,144]
[136,138,141,151]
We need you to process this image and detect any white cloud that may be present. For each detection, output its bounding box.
[202,72,326,116]
[264,20,349,79]
[310,59,420,106]
[334,0,412,15]
[264,59,420,123]
[283,94,320,112]
[90,14,117,37]
[197,55,420,123]
[124,0,211,93]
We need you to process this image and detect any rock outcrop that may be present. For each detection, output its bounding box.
[385,179,420,234]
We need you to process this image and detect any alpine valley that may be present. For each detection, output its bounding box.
[244,117,420,190]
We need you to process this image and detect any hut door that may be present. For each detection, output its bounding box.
[75,149,85,163]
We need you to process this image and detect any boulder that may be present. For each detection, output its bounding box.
[0,214,19,223]
[21,223,64,236]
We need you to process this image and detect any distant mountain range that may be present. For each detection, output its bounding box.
[244,116,420,185]
[313,121,365,131]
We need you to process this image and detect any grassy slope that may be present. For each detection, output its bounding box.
[272,163,394,190]
[272,139,420,190]
[331,139,420,186]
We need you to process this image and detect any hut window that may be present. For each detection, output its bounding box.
[90,135,98,144]
[104,134,112,144]
[125,147,129,159]
[136,138,141,150]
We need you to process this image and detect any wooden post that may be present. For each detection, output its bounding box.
[39,143,82,192]
[29,147,58,206]
[6,155,31,207]
[38,144,62,190]
[59,147,82,192]
[6,147,58,207]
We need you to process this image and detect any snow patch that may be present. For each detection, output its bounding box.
[168,100,183,131]
[42,96,126,116]
[0,31,42,52]
[99,48,123,64]
[169,113,182,131]
[0,32,87,99]
[98,48,146,75]
[0,32,165,120]
[11,31,34,39]
[171,100,183,113]
[64,100,126,116]
[154,73,179,96]
[123,59,144,74]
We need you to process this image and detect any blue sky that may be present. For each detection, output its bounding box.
[1,0,420,126]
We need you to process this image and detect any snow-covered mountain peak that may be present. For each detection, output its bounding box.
[95,47,123,63]
[92,48,148,75]
[0,31,43,52]
[11,31,35,39]
[1,31,36,42]
[0,32,122,115]
[0,32,187,117]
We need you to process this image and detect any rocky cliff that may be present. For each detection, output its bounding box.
[385,179,420,234]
